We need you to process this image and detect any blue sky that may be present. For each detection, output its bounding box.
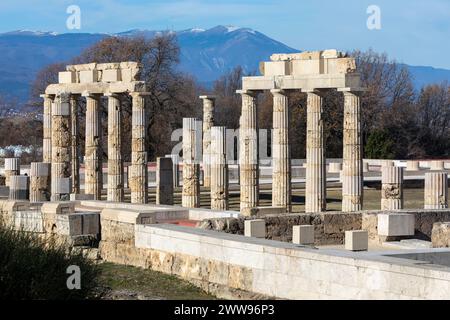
[0,0,449,69]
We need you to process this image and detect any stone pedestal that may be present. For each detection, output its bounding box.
[182,118,201,208]
[342,91,363,212]
[430,161,445,171]
[130,93,148,204]
[51,92,72,201]
[4,158,20,187]
[165,154,180,187]
[271,90,291,211]
[210,126,229,210]
[305,91,326,213]
[70,94,80,194]
[328,162,342,173]
[244,219,266,238]
[381,166,404,210]
[293,225,315,245]
[424,172,448,209]
[83,92,102,200]
[9,175,29,200]
[40,94,54,164]
[238,90,259,212]
[30,162,50,202]
[406,161,419,171]
[345,230,368,251]
[156,157,174,205]
[107,93,124,202]
[200,95,216,188]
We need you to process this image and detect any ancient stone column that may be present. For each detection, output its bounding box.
[210,126,229,210]
[40,94,54,163]
[182,118,201,208]
[130,92,148,204]
[51,92,72,201]
[305,91,326,213]
[4,158,20,187]
[9,175,29,200]
[424,172,448,209]
[106,93,124,202]
[271,89,291,211]
[238,90,259,212]
[83,92,102,200]
[30,162,51,202]
[381,166,404,210]
[165,154,180,188]
[156,157,174,205]
[200,95,216,188]
[70,94,80,194]
[342,91,363,212]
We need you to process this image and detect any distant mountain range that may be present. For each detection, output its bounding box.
[0,25,449,104]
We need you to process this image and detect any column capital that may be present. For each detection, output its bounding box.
[199,95,217,100]
[82,91,101,98]
[130,91,151,98]
[40,94,55,99]
[270,89,287,95]
[104,92,121,98]
[236,89,258,96]
[337,87,367,93]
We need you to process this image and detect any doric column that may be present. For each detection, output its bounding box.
[83,92,102,200]
[70,94,80,194]
[238,90,259,212]
[130,92,148,204]
[424,172,448,209]
[106,93,124,202]
[30,162,51,202]
[305,91,326,213]
[200,95,216,188]
[51,92,72,201]
[341,91,363,212]
[381,166,404,210]
[210,126,229,210]
[165,154,180,188]
[40,94,54,163]
[182,118,201,208]
[4,158,20,187]
[9,175,29,200]
[271,90,291,211]
[156,157,174,205]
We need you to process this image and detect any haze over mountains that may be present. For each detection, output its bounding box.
[0,25,449,104]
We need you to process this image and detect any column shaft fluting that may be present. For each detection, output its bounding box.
[424,172,448,209]
[51,92,72,201]
[342,91,363,212]
[156,157,174,205]
[182,118,201,208]
[200,96,216,188]
[271,90,291,211]
[130,93,148,204]
[41,94,53,163]
[107,94,124,202]
[381,166,404,210]
[4,158,20,187]
[210,126,229,210]
[30,162,51,202]
[70,95,80,194]
[9,175,29,200]
[84,93,102,200]
[305,91,326,213]
[238,90,259,212]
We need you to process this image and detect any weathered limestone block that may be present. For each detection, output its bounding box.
[51,92,72,201]
[431,222,450,248]
[377,213,414,236]
[424,172,448,209]
[200,95,216,188]
[182,118,202,208]
[41,201,76,233]
[9,175,29,200]
[58,71,76,84]
[238,90,259,212]
[130,92,149,204]
[305,91,325,213]
[271,89,291,211]
[342,91,363,212]
[210,126,229,210]
[56,212,100,236]
[4,158,20,187]
[14,209,44,233]
[406,161,420,172]
[106,93,124,202]
[430,161,445,171]
[345,230,368,251]
[83,92,102,200]
[292,225,314,245]
[156,157,174,205]
[381,166,404,210]
[328,162,342,173]
[0,200,30,226]
[30,162,51,202]
[241,206,287,217]
[244,219,266,238]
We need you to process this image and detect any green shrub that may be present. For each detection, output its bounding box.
[0,225,100,299]
[365,129,395,159]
